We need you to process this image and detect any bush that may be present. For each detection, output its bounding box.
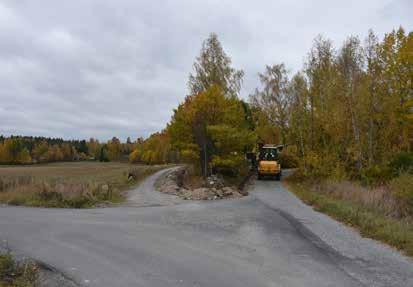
[180,149,199,164]
[389,152,413,176]
[298,151,345,180]
[211,155,247,177]
[0,253,37,287]
[390,173,413,217]
[278,152,299,168]
[360,165,392,186]
[0,254,13,280]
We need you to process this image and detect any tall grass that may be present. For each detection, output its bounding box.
[0,178,121,208]
[311,180,406,218]
[0,252,37,287]
[286,174,413,257]
[0,163,168,208]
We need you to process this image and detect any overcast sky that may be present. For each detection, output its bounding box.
[0,0,412,141]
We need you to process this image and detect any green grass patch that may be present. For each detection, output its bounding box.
[287,181,413,257]
[0,252,37,287]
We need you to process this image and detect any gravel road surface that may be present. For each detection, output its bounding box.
[0,168,412,287]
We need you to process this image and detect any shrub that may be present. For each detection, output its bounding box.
[360,165,392,186]
[279,152,299,168]
[389,152,413,176]
[390,173,413,217]
[211,155,246,177]
[299,151,325,178]
[180,149,199,164]
[278,145,299,168]
[0,253,37,287]
[298,151,344,179]
[0,253,13,280]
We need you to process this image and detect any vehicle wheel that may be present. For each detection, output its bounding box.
[276,174,281,181]
[257,173,262,180]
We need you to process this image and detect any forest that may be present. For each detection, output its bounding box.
[131,27,413,184]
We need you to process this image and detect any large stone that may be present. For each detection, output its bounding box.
[205,174,225,189]
[161,183,179,194]
[222,187,234,196]
[238,189,249,196]
[232,191,244,198]
[214,189,223,198]
[191,188,210,200]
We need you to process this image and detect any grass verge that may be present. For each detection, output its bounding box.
[286,181,413,257]
[0,162,168,208]
[0,252,37,287]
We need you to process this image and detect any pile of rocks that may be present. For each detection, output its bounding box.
[178,186,242,200]
[157,168,246,201]
[157,172,181,195]
[205,174,225,189]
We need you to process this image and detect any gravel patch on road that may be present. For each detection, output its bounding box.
[250,178,413,287]
[126,167,183,207]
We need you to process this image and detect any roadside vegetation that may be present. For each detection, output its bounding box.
[276,27,413,256]
[0,162,166,208]
[0,252,37,287]
[287,173,413,257]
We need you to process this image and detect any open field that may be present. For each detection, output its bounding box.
[0,162,168,208]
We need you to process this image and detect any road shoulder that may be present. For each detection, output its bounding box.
[1,245,79,287]
[250,179,413,287]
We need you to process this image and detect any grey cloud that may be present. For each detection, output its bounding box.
[0,0,411,141]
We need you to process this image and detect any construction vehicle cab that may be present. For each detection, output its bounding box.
[256,144,283,180]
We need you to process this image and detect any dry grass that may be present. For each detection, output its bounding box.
[1,162,144,185]
[0,162,168,208]
[286,175,413,257]
[0,252,37,287]
[316,180,404,219]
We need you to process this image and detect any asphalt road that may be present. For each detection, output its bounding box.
[0,168,412,287]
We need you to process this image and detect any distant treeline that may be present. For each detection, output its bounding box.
[0,135,136,164]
